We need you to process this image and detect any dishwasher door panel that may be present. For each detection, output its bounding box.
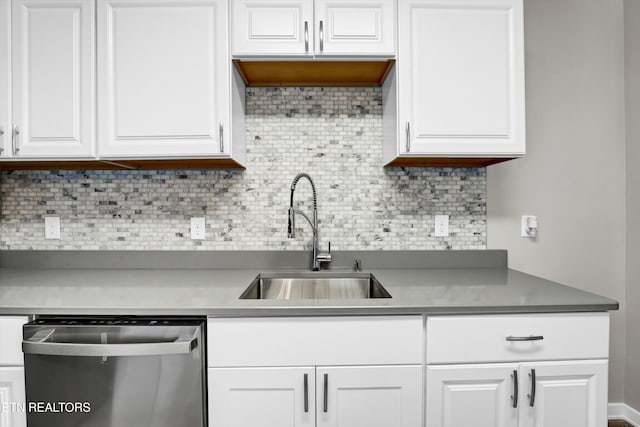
[23,320,205,427]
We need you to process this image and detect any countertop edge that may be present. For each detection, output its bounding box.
[0,304,618,317]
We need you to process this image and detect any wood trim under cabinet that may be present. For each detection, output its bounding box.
[233,60,395,87]
[384,157,516,168]
[0,158,246,171]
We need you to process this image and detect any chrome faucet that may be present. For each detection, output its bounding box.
[287,173,332,271]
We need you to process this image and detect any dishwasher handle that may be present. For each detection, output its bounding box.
[22,328,199,357]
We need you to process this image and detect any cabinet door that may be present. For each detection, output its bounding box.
[518,360,608,427]
[231,0,313,56]
[398,0,525,157]
[0,317,28,365]
[11,0,95,158]
[317,365,422,427]
[0,367,26,427]
[0,0,9,157]
[98,0,229,158]
[314,0,395,56]
[209,367,315,427]
[426,364,518,427]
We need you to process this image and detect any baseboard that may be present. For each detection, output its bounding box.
[609,403,640,426]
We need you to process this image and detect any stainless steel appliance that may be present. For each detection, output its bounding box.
[22,317,206,427]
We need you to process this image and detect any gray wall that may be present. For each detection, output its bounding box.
[625,0,640,411]
[487,0,626,402]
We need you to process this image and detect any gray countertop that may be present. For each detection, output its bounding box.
[0,250,619,316]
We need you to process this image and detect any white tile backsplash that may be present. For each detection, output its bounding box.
[0,87,486,250]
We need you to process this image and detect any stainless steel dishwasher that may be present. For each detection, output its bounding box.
[22,317,206,427]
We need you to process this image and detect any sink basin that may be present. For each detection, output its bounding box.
[240,272,391,300]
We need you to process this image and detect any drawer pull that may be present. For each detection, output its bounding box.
[405,122,411,152]
[304,21,309,53]
[506,335,544,342]
[12,125,20,155]
[303,373,309,413]
[219,123,224,153]
[511,370,518,408]
[528,369,536,407]
[323,373,328,413]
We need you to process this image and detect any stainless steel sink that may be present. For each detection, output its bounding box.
[240,272,391,300]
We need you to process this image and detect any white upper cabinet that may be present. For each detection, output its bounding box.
[97,0,230,158]
[314,0,395,55]
[231,0,395,56]
[0,0,9,157]
[232,0,314,56]
[11,0,95,158]
[395,0,525,159]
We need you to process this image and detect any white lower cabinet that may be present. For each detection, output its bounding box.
[209,365,422,427]
[0,367,26,427]
[207,314,611,427]
[207,316,424,427]
[426,363,519,427]
[316,365,421,427]
[427,360,607,427]
[209,367,315,427]
[0,316,27,427]
[518,360,608,427]
[425,313,610,427]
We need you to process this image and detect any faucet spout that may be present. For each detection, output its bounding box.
[287,173,331,271]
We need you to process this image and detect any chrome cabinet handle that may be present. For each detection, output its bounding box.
[219,123,224,153]
[323,373,328,412]
[506,335,544,341]
[528,369,536,407]
[405,122,411,152]
[511,370,518,408]
[23,328,199,357]
[304,21,309,53]
[303,373,309,413]
[12,125,19,155]
[319,20,324,53]
[0,126,4,154]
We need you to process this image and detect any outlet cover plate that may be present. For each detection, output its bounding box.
[191,217,205,240]
[434,215,449,237]
[45,216,61,239]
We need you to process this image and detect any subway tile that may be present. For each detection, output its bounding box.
[0,87,486,250]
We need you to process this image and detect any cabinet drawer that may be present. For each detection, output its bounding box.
[426,312,609,364]
[0,316,28,365]
[208,316,423,367]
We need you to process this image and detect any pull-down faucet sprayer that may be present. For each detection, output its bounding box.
[287,173,331,271]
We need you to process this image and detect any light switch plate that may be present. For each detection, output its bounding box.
[521,215,538,237]
[45,216,61,239]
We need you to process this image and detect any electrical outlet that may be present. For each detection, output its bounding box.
[45,216,61,239]
[434,215,449,237]
[191,217,205,240]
